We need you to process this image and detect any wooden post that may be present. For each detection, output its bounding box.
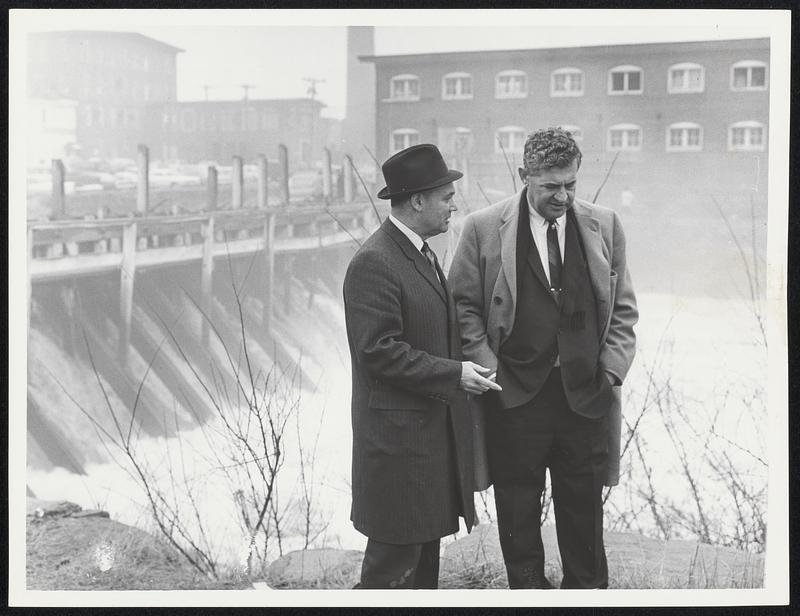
[257,154,269,209]
[278,144,290,205]
[119,222,138,366]
[206,165,218,211]
[51,159,66,217]
[262,213,276,331]
[232,156,244,209]
[343,155,354,203]
[136,144,149,215]
[322,147,332,203]
[201,216,215,348]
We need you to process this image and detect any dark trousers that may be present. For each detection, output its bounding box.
[358,537,441,589]
[487,368,609,589]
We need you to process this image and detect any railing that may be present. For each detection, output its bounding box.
[28,204,371,281]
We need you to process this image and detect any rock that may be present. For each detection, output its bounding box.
[264,548,363,589]
[441,523,765,589]
[72,509,110,519]
[26,498,82,518]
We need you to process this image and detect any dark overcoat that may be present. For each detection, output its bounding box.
[343,219,476,544]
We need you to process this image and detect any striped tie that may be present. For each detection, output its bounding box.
[546,220,562,294]
[421,242,442,284]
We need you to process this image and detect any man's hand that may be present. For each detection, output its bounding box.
[460,361,503,395]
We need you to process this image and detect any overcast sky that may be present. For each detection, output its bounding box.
[14,9,783,119]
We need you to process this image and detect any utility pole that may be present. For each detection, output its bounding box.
[303,77,325,166]
[240,83,255,101]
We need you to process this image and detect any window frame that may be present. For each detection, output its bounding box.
[607,123,643,151]
[728,120,766,151]
[495,125,527,154]
[388,74,421,102]
[608,65,644,95]
[730,60,768,92]
[665,121,703,152]
[442,72,474,101]
[390,128,421,153]
[550,67,585,97]
[495,69,528,99]
[667,62,706,94]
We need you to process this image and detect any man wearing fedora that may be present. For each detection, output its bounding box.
[449,127,638,589]
[343,143,501,589]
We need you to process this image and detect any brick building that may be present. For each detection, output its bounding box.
[27,30,182,160]
[361,38,769,211]
[144,98,335,169]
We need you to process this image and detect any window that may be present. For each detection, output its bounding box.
[391,128,420,153]
[728,121,766,151]
[668,62,705,93]
[495,126,527,154]
[495,70,527,98]
[389,74,420,101]
[442,72,473,100]
[551,68,584,97]
[730,60,767,91]
[608,65,643,95]
[666,122,703,151]
[608,123,642,151]
[560,125,584,141]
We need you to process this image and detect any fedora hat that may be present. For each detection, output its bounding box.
[377,144,463,200]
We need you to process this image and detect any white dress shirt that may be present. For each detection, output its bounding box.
[389,214,444,285]
[389,214,425,253]
[528,204,566,287]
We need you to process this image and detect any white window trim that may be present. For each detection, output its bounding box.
[442,72,474,100]
[667,62,706,94]
[390,128,420,153]
[495,69,528,99]
[728,120,766,151]
[387,74,420,102]
[665,122,703,152]
[730,60,768,91]
[560,124,584,141]
[551,67,585,97]
[608,65,644,95]
[495,125,527,154]
[607,123,642,151]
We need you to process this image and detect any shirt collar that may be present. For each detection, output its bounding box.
[388,213,425,252]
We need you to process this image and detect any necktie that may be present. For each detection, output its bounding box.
[546,220,562,294]
[421,242,441,283]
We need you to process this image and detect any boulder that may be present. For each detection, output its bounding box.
[264,548,363,589]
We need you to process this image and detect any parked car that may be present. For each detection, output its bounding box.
[288,170,324,203]
[149,168,202,188]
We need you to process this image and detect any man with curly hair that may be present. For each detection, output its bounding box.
[449,127,638,589]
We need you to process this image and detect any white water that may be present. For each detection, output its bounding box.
[26,285,769,568]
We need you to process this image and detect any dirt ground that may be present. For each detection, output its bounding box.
[25,501,249,591]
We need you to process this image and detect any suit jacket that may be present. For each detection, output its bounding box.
[449,190,638,488]
[343,218,476,544]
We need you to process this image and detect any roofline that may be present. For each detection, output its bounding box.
[29,30,185,53]
[162,98,326,106]
[358,37,770,63]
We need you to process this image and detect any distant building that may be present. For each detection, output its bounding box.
[27,30,182,160]
[143,98,336,170]
[343,26,376,168]
[26,98,79,168]
[361,38,769,210]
